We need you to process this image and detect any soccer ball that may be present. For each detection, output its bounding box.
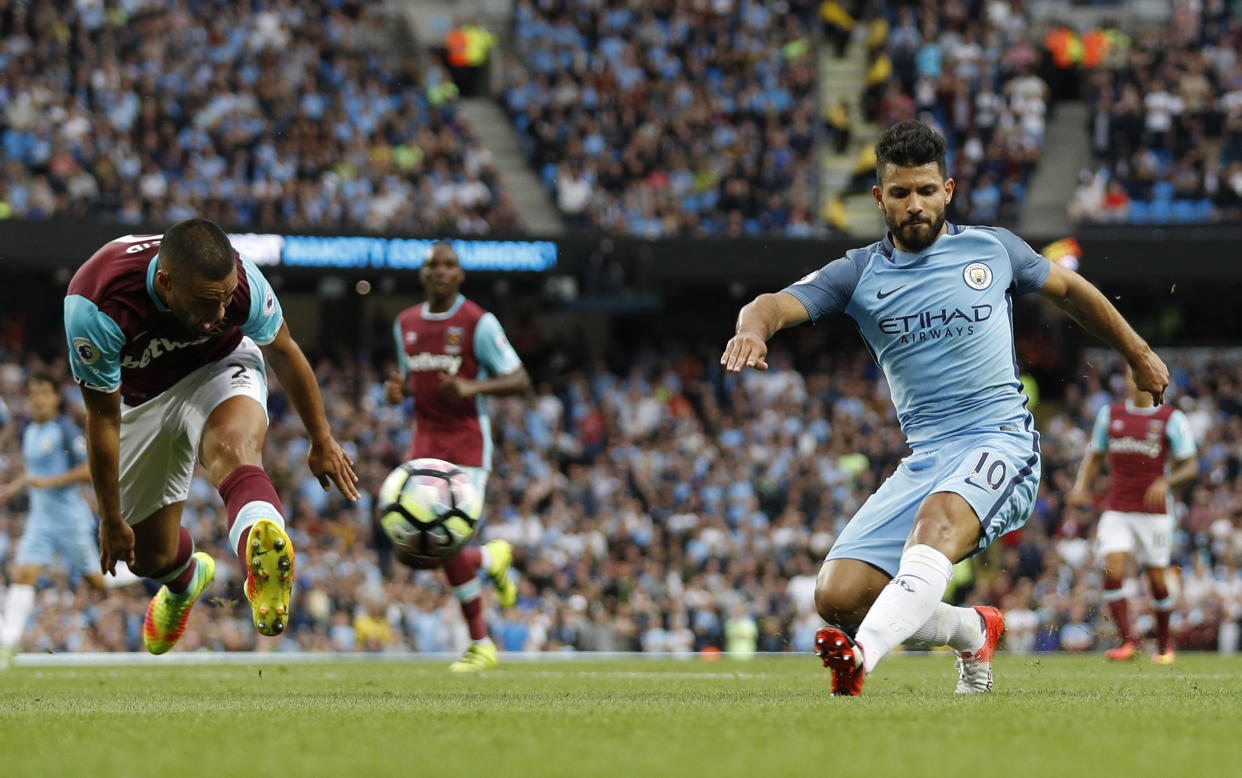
[377,458,482,559]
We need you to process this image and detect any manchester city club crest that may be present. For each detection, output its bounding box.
[963,262,993,290]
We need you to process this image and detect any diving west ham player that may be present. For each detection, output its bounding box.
[384,241,530,672]
[721,120,1169,695]
[64,218,359,654]
[1068,365,1197,664]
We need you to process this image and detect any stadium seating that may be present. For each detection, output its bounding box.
[502,0,821,237]
[1075,12,1242,225]
[0,1,518,234]
[872,2,1048,228]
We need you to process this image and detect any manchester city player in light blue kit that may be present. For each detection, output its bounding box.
[0,372,106,666]
[721,121,1169,696]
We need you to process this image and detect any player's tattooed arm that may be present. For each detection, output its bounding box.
[1038,262,1169,404]
[721,292,810,373]
[81,386,134,575]
[261,322,360,501]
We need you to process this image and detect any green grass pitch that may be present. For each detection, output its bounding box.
[3,653,1241,777]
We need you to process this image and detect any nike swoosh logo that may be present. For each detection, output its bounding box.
[877,286,905,299]
[963,476,991,491]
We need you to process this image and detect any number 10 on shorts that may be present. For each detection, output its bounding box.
[967,451,1008,491]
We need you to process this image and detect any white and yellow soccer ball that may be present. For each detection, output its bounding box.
[378,458,482,559]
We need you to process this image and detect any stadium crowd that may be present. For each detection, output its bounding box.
[858,0,1049,227]
[2,338,1241,658]
[0,0,518,234]
[1071,3,1242,225]
[502,0,821,237]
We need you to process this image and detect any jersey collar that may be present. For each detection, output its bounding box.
[146,256,170,312]
[421,294,465,320]
[1124,399,1160,415]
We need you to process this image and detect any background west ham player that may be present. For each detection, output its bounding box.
[721,120,1169,696]
[1068,365,1198,663]
[385,241,531,672]
[64,218,359,653]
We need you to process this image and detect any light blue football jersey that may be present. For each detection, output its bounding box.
[22,416,91,518]
[783,224,1051,448]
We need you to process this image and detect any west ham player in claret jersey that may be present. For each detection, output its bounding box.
[722,120,1169,696]
[64,218,358,654]
[385,241,531,672]
[1068,365,1197,664]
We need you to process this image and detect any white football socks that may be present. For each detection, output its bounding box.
[0,584,35,652]
[904,602,985,653]
[855,544,954,672]
[229,500,286,559]
[479,545,493,572]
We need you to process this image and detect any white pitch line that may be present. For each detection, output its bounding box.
[9,650,806,668]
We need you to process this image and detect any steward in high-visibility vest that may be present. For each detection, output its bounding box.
[463,24,495,67]
[1044,26,1082,69]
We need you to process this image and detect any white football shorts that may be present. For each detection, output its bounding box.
[1096,509,1174,568]
[119,337,268,525]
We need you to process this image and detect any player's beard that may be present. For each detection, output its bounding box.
[888,210,945,253]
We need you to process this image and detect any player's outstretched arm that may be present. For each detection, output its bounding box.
[1145,455,1198,512]
[1066,449,1106,506]
[28,462,91,490]
[384,371,406,404]
[0,474,28,504]
[1038,263,1169,404]
[721,292,810,373]
[261,322,360,501]
[439,366,532,402]
[81,386,134,575]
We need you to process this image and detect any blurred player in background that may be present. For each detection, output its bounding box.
[0,372,105,667]
[1068,365,1197,664]
[722,120,1169,696]
[385,241,530,672]
[64,218,358,654]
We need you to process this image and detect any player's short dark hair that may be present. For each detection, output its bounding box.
[875,120,948,182]
[28,370,59,391]
[159,218,236,281]
[426,240,457,261]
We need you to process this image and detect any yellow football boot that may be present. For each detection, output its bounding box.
[143,552,215,655]
[484,539,516,609]
[450,641,498,673]
[245,520,295,636]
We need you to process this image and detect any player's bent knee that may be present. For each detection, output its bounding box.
[13,566,42,586]
[910,507,980,560]
[201,428,265,483]
[814,585,866,633]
